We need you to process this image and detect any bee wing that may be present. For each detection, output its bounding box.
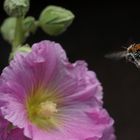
[105,51,127,60]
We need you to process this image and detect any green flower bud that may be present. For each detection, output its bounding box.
[39,5,75,36]
[4,0,30,17]
[1,17,16,43]
[23,16,37,34]
[16,44,31,53]
[9,44,31,60]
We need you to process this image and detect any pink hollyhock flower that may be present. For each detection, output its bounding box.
[0,40,115,140]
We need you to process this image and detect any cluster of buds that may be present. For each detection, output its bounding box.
[1,0,75,58]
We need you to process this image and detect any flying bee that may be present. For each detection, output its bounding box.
[105,43,140,68]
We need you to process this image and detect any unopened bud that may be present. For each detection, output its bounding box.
[1,17,16,43]
[23,16,37,34]
[9,44,31,60]
[39,5,75,36]
[4,0,30,17]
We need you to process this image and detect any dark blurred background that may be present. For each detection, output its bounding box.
[0,1,140,140]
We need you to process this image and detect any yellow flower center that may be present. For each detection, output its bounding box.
[26,87,61,130]
[38,101,58,117]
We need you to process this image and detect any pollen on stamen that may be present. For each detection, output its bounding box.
[38,101,58,117]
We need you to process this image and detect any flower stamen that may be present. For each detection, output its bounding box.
[38,101,58,117]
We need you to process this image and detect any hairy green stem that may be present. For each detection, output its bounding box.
[12,17,24,50]
[9,17,24,60]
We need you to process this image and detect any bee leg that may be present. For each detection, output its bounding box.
[135,61,140,69]
[129,53,140,68]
